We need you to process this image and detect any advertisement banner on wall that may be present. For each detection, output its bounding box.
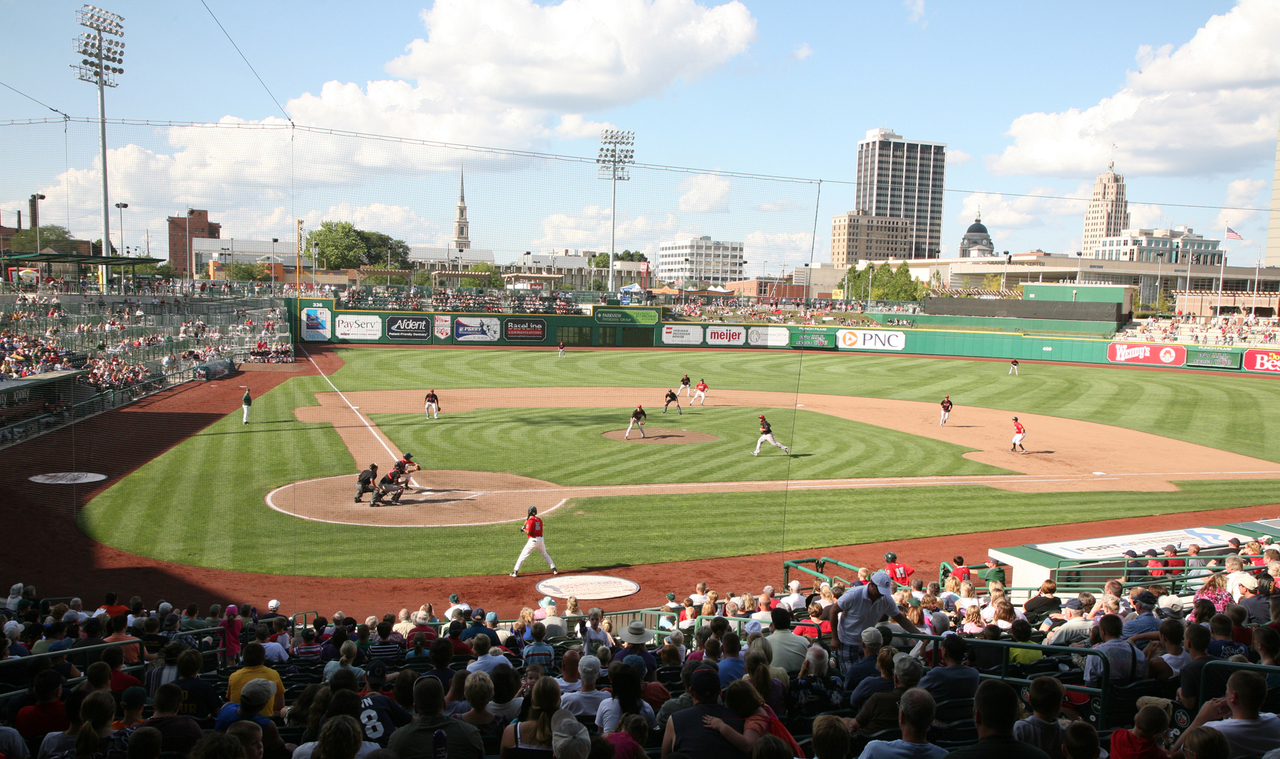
[1244,349,1280,373]
[433,316,452,341]
[594,308,660,325]
[705,325,747,346]
[747,326,790,348]
[335,314,383,341]
[302,307,331,341]
[1107,343,1186,366]
[454,317,501,342]
[661,324,704,345]
[504,318,547,341]
[1185,348,1242,369]
[386,315,434,341]
[836,329,906,351]
[789,326,837,349]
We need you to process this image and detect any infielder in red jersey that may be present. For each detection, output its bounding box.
[510,506,558,578]
[693,379,708,405]
[1011,417,1027,453]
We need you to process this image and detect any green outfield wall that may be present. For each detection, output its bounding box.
[865,312,1118,336]
[288,298,1265,374]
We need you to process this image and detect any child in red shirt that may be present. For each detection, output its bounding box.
[1110,705,1169,759]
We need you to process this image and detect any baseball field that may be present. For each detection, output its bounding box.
[79,347,1280,579]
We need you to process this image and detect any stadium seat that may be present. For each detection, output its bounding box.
[929,719,978,748]
[933,698,974,723]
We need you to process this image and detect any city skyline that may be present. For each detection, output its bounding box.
[1,0,1276,276]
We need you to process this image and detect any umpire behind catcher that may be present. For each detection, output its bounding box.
[355,463,379,503]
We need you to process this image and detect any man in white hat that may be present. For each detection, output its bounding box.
[551,709,590,759]
[779,580,805,611]
[832,570,919,680]
[259,600,284,622]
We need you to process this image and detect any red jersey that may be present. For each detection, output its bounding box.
[1164,558,1185,575]
[951,566,971,583]
[885,562,914,585]
[524,515,544,538]
[696,382,707,392]
[1013,421,1025,435]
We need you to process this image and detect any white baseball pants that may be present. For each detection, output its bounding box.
[514,537,556,572]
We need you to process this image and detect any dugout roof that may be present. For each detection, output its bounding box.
[0,253,164,267]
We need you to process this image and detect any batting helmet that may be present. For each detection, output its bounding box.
[1012,417,1018,421]
[369,463,378,469]
[884,552,897,563]
[528,506,538,516]
[403,452,414,459]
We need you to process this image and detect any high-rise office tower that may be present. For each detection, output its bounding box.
[854,128,946,259]
[1081,162,1129,259]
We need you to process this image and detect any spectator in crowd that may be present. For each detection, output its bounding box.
[324,641,367,686]
[1237,576,1269,624]
[1008,621,1043,665]
[422,639,455,685]
[918,634,979,703]
[1178,728,1230,759]
[1121,591,1162,643]
[228,643,285,717]
[522,622,554,668]
[113,686,148,731]
[554,648,581,695]
[1174,671,1280,759]
[1062,722,1102,759]
[1014,677,1067,759]
[1144,620,1191,680]
[500,675,560,752]
[1207,615,1248,659]
[388,676,483,759]
[850,647,898,713]
[1179,623,1227,713]
[605,712,649,759]
[946,680,1051,759]
[580,609,612,652]
[1045,598,1092,646]
[597,659,656,733]
[614,622,657,673]
[487,664,524,723]
[1083,615,1147,688]
[1110,705,1169,759]
[138,682,204,756]
[465,635,506,675]
[780,581,805,611]
[453,671,505,737]
[789,646,843,718]
[16,669,67,739]
[981,558,1007,586]
[833,571,919,680]
[1023,582,1061,620]
[810,714,850,759]
[224,722,263,759]
[858,687,947,759]
[562,655,609,719]
[214,678,288,756]
[845,653,924,735]
[661,667,747,758]
[765,607,809,673]
[717,632,745,688]
[293,628,323,661]
[102,645,141,692]
[846,628,885,691]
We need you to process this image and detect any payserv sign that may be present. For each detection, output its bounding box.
[837,329,905,352]
[1245,349,1280,373]
[705,326,746,346]
[1107,343,1185,366]
[335,314,382,341]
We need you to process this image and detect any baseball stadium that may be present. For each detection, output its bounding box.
[5,4,1280,753]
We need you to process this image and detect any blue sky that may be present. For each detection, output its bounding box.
[2,0,1276,274]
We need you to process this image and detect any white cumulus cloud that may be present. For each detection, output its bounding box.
[990,0,1280,178]
[958,187,1088,231]
[1215,177,1269,229]
[790,43,813,61]
[948,149,972,166]
[532,204,680,254]
[678,173,732,213]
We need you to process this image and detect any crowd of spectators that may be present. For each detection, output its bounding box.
[0,331,77,379]
[245,342,294,364]
[1122,314,1280,347]
[80,356,159,392]
[1,540,1277,759]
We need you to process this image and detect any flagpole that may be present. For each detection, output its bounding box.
[1217,242,1225,317]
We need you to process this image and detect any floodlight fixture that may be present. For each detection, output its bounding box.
[597,128,637,292]
[72,4,125,285]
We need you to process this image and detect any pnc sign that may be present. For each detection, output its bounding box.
[1107,343,1185,366]
[836,329,906,352]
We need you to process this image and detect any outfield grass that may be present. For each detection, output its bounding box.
[76,346,1280,578]
[370,406,1007,485]
[327,347,1280,463]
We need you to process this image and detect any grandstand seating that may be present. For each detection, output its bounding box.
[2,542,1277,758]
[1115,314,1280,347]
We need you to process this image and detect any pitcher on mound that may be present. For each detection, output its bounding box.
[510,506,558,578]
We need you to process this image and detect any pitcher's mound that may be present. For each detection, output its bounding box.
[602,429,718,444]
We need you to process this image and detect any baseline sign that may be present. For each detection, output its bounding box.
[1244,349,1280,374]
[504,318,547,342]
[454,317,500,342]
[661,324,703,345]
[748,326,790,348]
[1107,343,1185,366]
[335,314,382,341]
[837,329,906,352]
[1032,527,1256,560]
[595,308,659,325]
[386,315,433,341]
[705,325,746,346]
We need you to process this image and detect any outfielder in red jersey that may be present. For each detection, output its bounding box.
[1011,417,1027,453]
[510,506,558,578]
[883,551,914,586]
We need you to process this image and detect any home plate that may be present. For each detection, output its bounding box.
[535,575,640,601]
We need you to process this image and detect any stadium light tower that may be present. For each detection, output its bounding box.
[72,4,125,279]
[597,129,635,293]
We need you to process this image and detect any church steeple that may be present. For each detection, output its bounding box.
[452,167,470,251]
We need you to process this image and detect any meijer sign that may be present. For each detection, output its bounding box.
[836,329,906,351]
[705,326,746,346]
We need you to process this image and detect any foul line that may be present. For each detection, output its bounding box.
[300,346,420,487]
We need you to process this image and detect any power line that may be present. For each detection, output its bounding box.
[198,0,291,122]
[0,81,70,118]
[0,115,1270,214]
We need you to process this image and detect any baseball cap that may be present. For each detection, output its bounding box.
[121,686,147,709]
[226,604,238,616]
[365,660,387,686]
[449,594,459,603]
[485,612,498,623]
[689,668,721,700]
[240,678,276,706]
[1064,598,1083,611]
[666,592,676,601]
[759,414,765,419]
[470,608,485,621]
[164,613,181,627]
[1237,574,1259,590]
[1135,590,1158,606]
[1162,545,1178,553]
[268,600,280,610]
[860,628,883,646]
[744,620,762,635]
[623,654,647,676]
[870,570,893,596]
[1123,550,1138,558]
[448,621,464,636]
[1143,548,1159,557]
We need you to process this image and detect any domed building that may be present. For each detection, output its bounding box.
[958,213,995,258]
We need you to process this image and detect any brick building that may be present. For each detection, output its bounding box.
[166,209,221,275]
